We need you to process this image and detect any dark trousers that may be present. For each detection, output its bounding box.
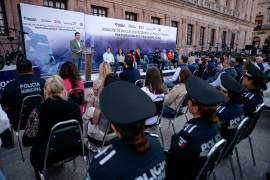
[0,129,13,147]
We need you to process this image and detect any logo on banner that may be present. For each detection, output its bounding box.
[54,20,61,24]
[115,23,125,27]
[41,19,51,23]
[128,24,136,29]
[24,17,37,21]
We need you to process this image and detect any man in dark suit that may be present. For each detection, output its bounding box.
[70,32,84,71]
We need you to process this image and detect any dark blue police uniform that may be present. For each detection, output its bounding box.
[242,89,263,119]
[119,67,141,83]
[217,102,245,144]
[88,133,165,180]
[166,117,221,180]
[1,74,45,128]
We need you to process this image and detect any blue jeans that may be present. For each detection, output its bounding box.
[138,61,147,72]
[165,80,176,89]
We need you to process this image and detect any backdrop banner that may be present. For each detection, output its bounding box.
[20,3,85,76]
[85,15,177,69]
[18,3,176,73]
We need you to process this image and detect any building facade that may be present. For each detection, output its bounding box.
[253,0,270,52]
[0,0,257,53]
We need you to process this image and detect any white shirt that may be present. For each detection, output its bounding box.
[103,52,115,63]
[0,105,10,146]
[76,40,81,48]
[141,87,164,126]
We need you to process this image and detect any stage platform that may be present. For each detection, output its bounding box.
[82,68,176,88]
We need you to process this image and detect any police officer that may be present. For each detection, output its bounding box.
[86,81,166,180]
[1,59,45,147]
[241,63,267,137]
[166,76,225,180]
[217,73,246,148]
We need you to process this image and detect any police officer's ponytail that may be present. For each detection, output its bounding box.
[113,121,150,153]
[197,105,219,123]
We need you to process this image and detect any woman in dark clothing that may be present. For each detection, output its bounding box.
[23,75,82,175]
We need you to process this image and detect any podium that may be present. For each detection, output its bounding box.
[84,50,93,81]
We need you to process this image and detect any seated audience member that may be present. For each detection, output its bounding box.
[187,56,199,74]
[119,56,141,83]
[165,55,188,88]
[234,56,244,81]
[162,69,192,118]
[127,50,137,68]
[59,61,85,113]
[210,56,238,87]
[103,47,118,72]
[207,54,218,74]
[135,48,147,72]
[87,62,111,107]
[153,48,164,70]
[1,59,45,147]
[250,56,260,69]
[116,48,125,68]
[217,73,245,148]
[141,67,164,126]
[256,56,265,72]
[161,49,170,69]
[22,75,82,176]
[198,57,208,78]
[83,73,120,143]
[167,49,177,68]
[215,56,224,78]
[87,81,165,180]
[242,63,267,119]
[262,57,270,73]
[166,76,224,180]
[0,104,10,147]
[0,105,8,178]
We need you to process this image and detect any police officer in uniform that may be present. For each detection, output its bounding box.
[217,73,246,149]
[241,63,267,136]
[166,76,225,180]
[1,59,45,147]
[86,81,166,180]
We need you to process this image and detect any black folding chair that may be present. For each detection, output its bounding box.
[158,94,189,147]
[38,119,85,180]
[68,88,85,106]
[239,103,264,167]
[201,69,208,80]
[87,118,117,153]
[193,69,199,76]
[220,117,249,180]
[134,79,144,88]
[15,94,43,161]
[195,139,227,180]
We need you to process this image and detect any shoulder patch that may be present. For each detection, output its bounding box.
[184,124,197,134]
[94,145,113,159]
[178,136,187,149]
[144,131,159,138]
[98,150,116,166]
[217,106,226,114]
